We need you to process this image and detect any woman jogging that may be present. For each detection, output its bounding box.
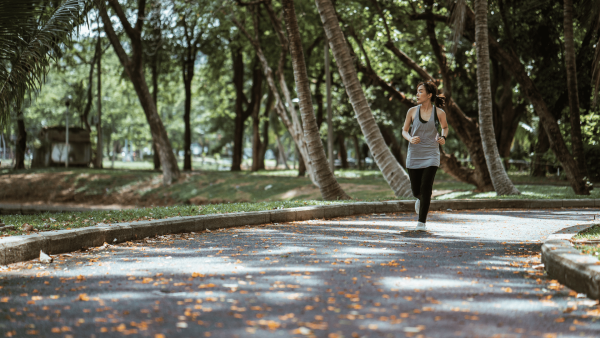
[402,81,449,231]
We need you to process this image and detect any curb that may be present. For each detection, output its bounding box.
[1,198,599,266]
[542,238,600,300]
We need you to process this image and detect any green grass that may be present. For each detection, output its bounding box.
[573,224,600,241]
[0,200,351,237]
[574,243,600,261]
[435,185,600,200]
[571,224,600,261]
[1,166,597,237]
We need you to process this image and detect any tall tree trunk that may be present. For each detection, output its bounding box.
[231,12,317,185]
[283,0,350,199]
[231,47,245,172]
[491,60,527,170]
[259,92,273,170]
[95,35,103,169]
[335,134,347,169]
[315,0,412,197]
[275,134,290,170]
[81,42,98,132]
[14,110,26,170]
[315,68,325,129]
[474,0,519,195]
[251,105,262,172]
[151,49,161,170]
[352,135,361,169]
[532,126,549,177]
[182,58,194,171]
[297,146,306,177]
[563,0,586,176]
[459,5,589,194]
[98,0,179,185]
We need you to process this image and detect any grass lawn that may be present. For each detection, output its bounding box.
[571,224,600,261]
[0,200,349,237]
[0,165,597,237]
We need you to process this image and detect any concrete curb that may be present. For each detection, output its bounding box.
[542,238,600,300]
[1,198,598,266]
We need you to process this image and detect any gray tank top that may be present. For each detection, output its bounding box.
[406,105,440,169]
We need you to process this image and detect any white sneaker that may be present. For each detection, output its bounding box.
[415,222,426,231]
[415,199,420,214]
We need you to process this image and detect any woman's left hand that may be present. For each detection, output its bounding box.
[436,135,446,145]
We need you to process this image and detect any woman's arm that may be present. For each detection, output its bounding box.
[402,107,420,144]
[436,108,449,145]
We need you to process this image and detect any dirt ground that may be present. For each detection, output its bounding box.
[1,171,170,207]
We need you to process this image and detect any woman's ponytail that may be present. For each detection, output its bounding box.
[435,94,446,108]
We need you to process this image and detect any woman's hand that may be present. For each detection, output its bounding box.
[436,135,446,145]
[410,136,421,144]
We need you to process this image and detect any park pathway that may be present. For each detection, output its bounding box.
[1,208,600,337]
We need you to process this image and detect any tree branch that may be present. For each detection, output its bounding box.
[408,12,448,23]
[106,0,137,40]
[134,0,146,32]
[369,0,435,82]
[97,0,131,68]
[234,0,265,6]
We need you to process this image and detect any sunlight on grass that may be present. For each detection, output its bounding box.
[435,185,599,200]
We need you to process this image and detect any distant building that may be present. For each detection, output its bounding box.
[32,126,92,167]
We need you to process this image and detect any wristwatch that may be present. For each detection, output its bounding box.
[440,135,447,140]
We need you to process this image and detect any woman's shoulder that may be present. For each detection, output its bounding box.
[407,105,420,117]
[435,106,446,115]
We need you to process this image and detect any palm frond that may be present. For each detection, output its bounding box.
[448,0,467,55]
[0,0,89,127]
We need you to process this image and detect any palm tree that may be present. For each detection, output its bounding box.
[473,0,519,195]
[314,0,412,197]
[0,0,86,126]
[282,0,349,200]
[563,0,586,175]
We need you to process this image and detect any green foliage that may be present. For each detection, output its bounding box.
[0,0,88,126]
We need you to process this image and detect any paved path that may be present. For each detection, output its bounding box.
[1,208,599,338]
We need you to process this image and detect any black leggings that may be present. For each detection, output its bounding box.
[407,166,438,223]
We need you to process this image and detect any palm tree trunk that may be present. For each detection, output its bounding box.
[474,0,519,195]
[563,0,587,175]
[282,0,350,200]
[460,5,589,194]
[315,0,412,197]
